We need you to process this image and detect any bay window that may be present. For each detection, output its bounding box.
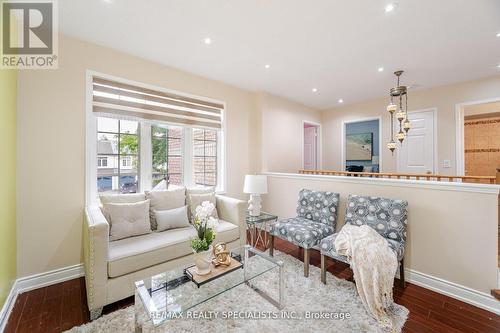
[87,73,225,203]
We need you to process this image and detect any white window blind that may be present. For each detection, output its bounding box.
[92,77,223,129]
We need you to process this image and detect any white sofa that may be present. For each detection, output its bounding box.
[83,191,246,320]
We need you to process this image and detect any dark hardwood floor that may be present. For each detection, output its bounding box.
[4,237,500,333]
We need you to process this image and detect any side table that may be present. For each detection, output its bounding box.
[246,211,278,249]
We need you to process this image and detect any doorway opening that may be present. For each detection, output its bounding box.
[302,121,321,170]
[461,101,500,178]
[342,117,381,172]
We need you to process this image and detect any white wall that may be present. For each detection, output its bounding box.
[263,173,499,313]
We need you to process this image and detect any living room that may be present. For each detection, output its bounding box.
[0,0,499,332]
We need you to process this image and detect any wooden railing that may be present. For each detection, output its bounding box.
[298,169,499,184]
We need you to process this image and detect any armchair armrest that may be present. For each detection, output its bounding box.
[216,195,247,246]
[83,206,109,311]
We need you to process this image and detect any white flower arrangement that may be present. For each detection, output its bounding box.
[191,201,219,253]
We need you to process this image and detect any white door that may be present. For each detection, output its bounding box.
[304,125,318,170]
[398,110,435,174]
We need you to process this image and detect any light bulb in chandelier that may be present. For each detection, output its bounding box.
[396,110,405,121]
[403,119,411,133]
[387,103,397,113]
[387,140,396,154]
[396,131,405,143]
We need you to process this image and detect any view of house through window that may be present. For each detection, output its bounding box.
[193,128,217,186]
[96,117,220,193]
[97,117,139,194]
[152,125,183,187]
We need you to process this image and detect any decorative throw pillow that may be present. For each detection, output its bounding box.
[154,206,190,232]
[100,193,146,223]
[187,192,219,222]
[106,199,151,241]
[145,187,186,230]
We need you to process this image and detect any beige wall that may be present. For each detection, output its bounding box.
[259,92,321,173]
[322,75,500,174]
[16,35,256,277]
[262,173,499,298]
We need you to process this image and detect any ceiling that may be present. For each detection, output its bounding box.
[59,0,500,109]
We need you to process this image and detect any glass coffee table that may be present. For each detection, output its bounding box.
[134,245,284,331]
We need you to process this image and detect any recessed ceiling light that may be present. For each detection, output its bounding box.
[264,64,271,69]
[378,67,384,72]
[312,88,318,93]
[338,99,344,103]
[497,64,500,68]
[496,32,500,38]
[385,3,397,12]
[203,38,212,45]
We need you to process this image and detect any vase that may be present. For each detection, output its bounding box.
[193,245,213,276]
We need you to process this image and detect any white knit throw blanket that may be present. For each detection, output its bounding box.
[334,224,398,332]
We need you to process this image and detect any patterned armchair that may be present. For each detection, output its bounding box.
[269,189,340,277]
[319,194,408,287]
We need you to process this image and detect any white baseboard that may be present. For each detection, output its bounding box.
[15,263,84,294]
[0,263,84,332]
[0,280,18,333]
[405,268,500,315]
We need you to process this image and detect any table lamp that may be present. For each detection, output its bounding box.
[243,175,268,216]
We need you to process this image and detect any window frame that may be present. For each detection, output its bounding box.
[193,128,218,187]
[86,70,226,205]
[97,118,141,195]
[151,124,185,188]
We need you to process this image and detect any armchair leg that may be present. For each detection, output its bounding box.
[90,307,103,321]
[400,258,406,288]
[269,235,274,257]
[320,254,326,284]
[304,248,310,277]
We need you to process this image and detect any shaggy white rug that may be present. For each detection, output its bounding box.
[66,251,408,333]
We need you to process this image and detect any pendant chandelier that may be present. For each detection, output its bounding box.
[386,70,411,154]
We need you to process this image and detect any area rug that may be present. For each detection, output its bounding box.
[66,251,408,333]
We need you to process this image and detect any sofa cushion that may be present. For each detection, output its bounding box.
[106,200,151,241]
[107,220,239,278]
[155,205,190,231]
[145,187,186,230]
[100,193,146,222]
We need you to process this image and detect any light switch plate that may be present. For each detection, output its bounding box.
[443,160,451,168]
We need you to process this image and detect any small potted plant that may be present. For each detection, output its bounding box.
[191,201,218,275]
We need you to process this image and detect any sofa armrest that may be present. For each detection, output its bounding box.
[216,195,247,246]
[83,206,109,311]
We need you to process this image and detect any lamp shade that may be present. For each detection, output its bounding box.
[243,175,268,194]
